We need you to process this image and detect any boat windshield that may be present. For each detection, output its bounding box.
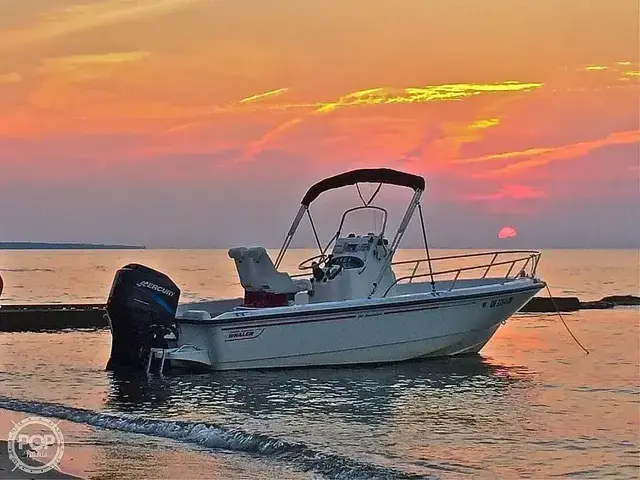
[328,256,365,269]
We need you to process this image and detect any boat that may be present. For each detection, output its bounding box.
[104,168,546,373]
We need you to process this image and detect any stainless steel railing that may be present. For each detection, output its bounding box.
[383,250,542,297]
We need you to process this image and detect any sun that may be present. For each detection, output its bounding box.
[498,226,517,239]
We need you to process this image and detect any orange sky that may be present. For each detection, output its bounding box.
[0,0,638,247]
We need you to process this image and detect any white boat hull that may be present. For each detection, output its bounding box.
[169,281,542,371]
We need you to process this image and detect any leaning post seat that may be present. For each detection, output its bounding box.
[243,290,292,308]
[228,246,311,307]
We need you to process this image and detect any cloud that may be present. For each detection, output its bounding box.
[44,51,150,67]
[35,51,151,81]
[241,81,543,114]
[4,72,543,139]
[164,122,203,134]
[232,82,536,161]
[584,65,608,71]
[468,118,500,130]
[456,129,640,176]
[242,118,303,161]
[455,147,553,164]
[0,72,22,84]
[0,0,197,50]
[239,88,290,104]
[400,115,503,167]
[462,184,546,201]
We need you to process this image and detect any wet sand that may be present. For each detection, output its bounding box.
[0,441,82,479]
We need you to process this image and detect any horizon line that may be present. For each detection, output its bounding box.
[0,242,638,251]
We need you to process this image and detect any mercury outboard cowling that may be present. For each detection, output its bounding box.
[105,263,180,371]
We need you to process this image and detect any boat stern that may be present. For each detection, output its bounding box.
[105,263,181,372]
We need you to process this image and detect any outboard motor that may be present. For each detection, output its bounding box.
[105,263,180,371]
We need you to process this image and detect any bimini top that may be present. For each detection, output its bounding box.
[301,168,425,206]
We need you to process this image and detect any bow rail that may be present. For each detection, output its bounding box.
[383,250,541,297]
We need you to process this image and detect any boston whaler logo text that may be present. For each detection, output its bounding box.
[226,328,264,341]
[136,281,176,297]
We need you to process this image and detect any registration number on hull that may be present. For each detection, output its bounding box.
[482,296,514,308]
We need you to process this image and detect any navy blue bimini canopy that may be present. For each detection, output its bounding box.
[300,168,425,206]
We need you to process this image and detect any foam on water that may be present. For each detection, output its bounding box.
[0,396,430,480]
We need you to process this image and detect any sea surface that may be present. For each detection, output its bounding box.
[0,249,638,479]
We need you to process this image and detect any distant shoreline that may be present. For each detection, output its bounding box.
[0,243,145,250]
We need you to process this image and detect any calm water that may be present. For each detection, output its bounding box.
[0,249,639,479]
[0,249,638,305]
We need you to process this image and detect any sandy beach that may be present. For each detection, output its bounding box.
[0,441,82,480]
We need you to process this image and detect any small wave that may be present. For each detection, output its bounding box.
[0,397,429,480]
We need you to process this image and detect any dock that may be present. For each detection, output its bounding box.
[0,296,637,332]
[0,304,107,332]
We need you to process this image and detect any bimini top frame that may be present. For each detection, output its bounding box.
[274,168,432,293]
[300,168,425,206]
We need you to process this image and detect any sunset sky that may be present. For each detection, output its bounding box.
[0,0,638,248]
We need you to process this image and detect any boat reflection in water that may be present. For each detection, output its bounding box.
[105,356,533,424]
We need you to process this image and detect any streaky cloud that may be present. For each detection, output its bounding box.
[0,0,197,50]
[0,72,22,84]
[232,81,543,114]
[315,82,543,113]
[460,130,640,176]
[239,88,290,104]
[233,83,538,161]
[47,51,150,66]
[242,118,303,161]
[468,118,500,130]
[455,147,553,164]
[462,184,546,201]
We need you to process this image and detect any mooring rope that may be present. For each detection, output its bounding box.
[545,283,590,355]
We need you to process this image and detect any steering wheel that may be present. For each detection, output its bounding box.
[298,253,328,271]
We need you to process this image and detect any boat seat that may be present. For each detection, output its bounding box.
[228,246,311,294]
